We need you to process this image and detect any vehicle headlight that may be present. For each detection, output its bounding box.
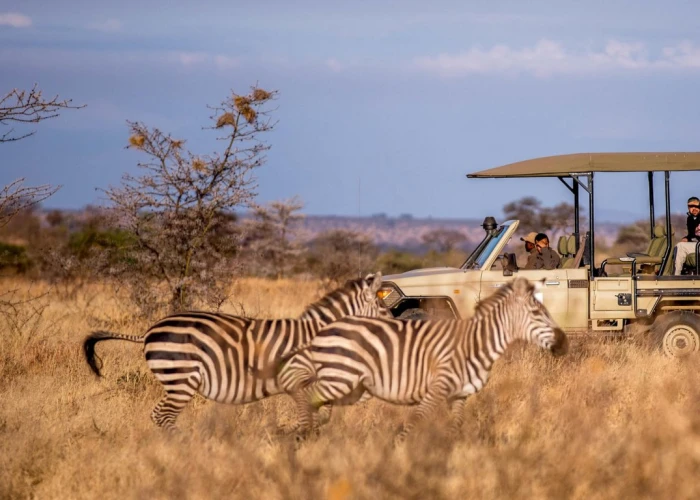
[377,285,402,308]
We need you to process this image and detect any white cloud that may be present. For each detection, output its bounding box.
[87,18,122,33]
[0,12,32,28]
[413,39,700,77]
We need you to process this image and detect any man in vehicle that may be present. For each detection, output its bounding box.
[525,232,561,270]
[673,196,700,275]
[520,232,537,267]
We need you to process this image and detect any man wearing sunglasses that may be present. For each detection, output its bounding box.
[673,196,700,275]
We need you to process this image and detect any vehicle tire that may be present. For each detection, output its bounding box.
[398,308,431,320]
[398,308,455,320]
[650,311,700,358]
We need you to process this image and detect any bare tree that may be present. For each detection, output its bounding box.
[1,84,83,225]
[503,196,545,233]
[307,230,378,283]
[0,179,57,228]
[0,85,82,327]
[102,86,277,313]
[1,84,84,143]
[244,197,305,278]
[503,196,577,240]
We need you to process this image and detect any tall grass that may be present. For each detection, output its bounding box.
[2,278,700,499]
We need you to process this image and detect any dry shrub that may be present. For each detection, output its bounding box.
[3,277,700,498]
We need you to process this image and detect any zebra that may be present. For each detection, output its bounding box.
[269,277,568,441]
[83,272,390,431]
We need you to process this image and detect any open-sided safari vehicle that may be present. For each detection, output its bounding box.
[378,153,700,357]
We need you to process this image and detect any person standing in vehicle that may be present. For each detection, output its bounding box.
[673,197,700,275]
[525,233,561,270]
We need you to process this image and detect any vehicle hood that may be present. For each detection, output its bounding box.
[384,267,464,281]
[383,267,473,295]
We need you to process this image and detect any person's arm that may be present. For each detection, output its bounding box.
[692,217,700,242]
[524,251,538,269]
[684,216,693,242]
[543,248,560,269]
[550,249,561,269]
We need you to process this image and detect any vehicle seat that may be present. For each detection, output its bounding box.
[559,235,579,269]
[605,225,669,273]
[557,236,571,268]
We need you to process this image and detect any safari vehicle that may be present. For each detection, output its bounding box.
[377,153,700,357]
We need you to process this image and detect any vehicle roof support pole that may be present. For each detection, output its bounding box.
[574,181,580,251]
[557,176,581,252]
[588,173,595,277]
[660,171,672,274]
[648,172,655,238]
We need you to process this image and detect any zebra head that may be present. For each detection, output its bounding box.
[508,278,568,356]
[358,272,393,319]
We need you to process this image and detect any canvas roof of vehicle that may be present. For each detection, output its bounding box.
[467,152,700,179]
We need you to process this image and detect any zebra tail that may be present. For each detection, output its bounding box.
[249,341,314,379]
[83,330,144,377]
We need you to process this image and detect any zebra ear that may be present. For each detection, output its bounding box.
[511,277,532,296]
[364,271,383,297]
[370,271,383,291]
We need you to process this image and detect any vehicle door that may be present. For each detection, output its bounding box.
[479,268,569,327]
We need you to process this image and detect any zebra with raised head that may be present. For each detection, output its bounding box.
[272,277,568,441]
[83,273,389,430]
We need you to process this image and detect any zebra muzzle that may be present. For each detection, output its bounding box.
[550,328,569,356]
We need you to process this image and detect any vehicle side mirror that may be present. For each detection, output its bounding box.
[502,252,518,276]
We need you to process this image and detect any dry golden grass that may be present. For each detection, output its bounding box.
[2,277,700,499]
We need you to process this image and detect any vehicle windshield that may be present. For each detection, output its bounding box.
[462,223,510,270]
[473,226,507,269]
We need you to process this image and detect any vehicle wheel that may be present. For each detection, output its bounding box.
[651,312,700,358]
[398,308,431,320]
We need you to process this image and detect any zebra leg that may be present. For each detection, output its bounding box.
[448,398,467,438]
[316,405,332,426]
[292,385,323,440]
[150,373,201,431]
[396,384,449,443]
[316,391,372,427]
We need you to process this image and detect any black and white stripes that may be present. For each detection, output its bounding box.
[283,277,568,440]
[83,273,388,430]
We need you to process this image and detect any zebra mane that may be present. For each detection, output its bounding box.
[299,277,367,318]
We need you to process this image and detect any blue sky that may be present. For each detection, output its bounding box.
[2,0,700,223]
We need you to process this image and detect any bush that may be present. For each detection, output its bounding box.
[0,242,31,273]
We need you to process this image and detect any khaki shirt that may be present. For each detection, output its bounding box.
[525,247,561,270]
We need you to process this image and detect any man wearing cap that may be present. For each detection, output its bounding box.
[673,196,700,275]
[520,232,538,268]
[524,232,560,270]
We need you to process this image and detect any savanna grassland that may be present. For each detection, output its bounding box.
[2,278,700,500]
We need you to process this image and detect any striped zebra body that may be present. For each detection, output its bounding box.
[289,278,568,440]
[83,273,388,430]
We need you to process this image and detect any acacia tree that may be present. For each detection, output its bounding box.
[1,85,82,327]
[0,179,56,228]
[243,197,304,278]
[1,84,83,224]
[103,86,277,313]
[1,84,84,143]
[503,196,578,241]
[307,230,378,284]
